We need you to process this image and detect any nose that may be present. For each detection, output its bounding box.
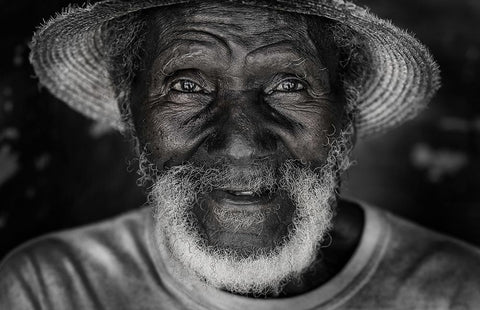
[206,94,277,162]
[223,133,256,160]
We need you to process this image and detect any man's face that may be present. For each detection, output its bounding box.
[130,3,349,294]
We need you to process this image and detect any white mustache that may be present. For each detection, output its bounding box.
[150,160,317,198]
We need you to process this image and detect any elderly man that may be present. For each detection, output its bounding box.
[1,0,480,309]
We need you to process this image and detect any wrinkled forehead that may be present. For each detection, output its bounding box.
[144,2,320,61]
[152,3,309,40]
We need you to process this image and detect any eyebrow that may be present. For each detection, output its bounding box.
[246,40,317,62]
[245,41,324,71]
[153,39,229,76]
[245,43,325,77]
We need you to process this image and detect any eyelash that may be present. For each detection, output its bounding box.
[275,79,305,92]
[170,79,205,93]
[265,78,307,95]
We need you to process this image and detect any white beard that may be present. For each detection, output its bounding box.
[145,127,353,296]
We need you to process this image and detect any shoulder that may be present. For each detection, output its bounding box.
[377,207,480,307]
[384,209,480,271]
[0,208,150,308]
[1,207,149,266]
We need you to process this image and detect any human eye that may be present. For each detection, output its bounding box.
[170,79,204,93]
[273,79,305,92]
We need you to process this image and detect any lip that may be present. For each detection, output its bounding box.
[209,189,274,208]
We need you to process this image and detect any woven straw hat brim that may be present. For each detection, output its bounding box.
[30,0,440,138]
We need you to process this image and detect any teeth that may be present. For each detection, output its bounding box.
[228,190,255,196]
[238,191,254,196]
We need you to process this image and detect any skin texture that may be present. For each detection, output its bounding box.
[130,3,363,296]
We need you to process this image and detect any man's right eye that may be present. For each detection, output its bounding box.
[170,79,203,93]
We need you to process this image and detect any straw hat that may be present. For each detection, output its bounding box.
[30,0,440,138]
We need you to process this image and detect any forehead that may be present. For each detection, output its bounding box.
[145,3,320,65]
[154,4,307,38]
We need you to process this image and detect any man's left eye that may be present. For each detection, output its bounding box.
[171,80,203,93]
[273,79,305,92]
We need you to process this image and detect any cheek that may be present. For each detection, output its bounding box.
[291,120,334,163]
[274,104,343,164]
[134,110,170,165]
[134,104,214,168]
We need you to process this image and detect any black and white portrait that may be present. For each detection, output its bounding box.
[0,0,479,309]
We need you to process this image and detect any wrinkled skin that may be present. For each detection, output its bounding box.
[130,3,363,296]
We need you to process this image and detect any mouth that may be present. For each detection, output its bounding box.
[210,188,275,207]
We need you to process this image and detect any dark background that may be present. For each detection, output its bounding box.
[0,0,479,259]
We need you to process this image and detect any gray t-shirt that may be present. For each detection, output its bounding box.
[1,204,480,309]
